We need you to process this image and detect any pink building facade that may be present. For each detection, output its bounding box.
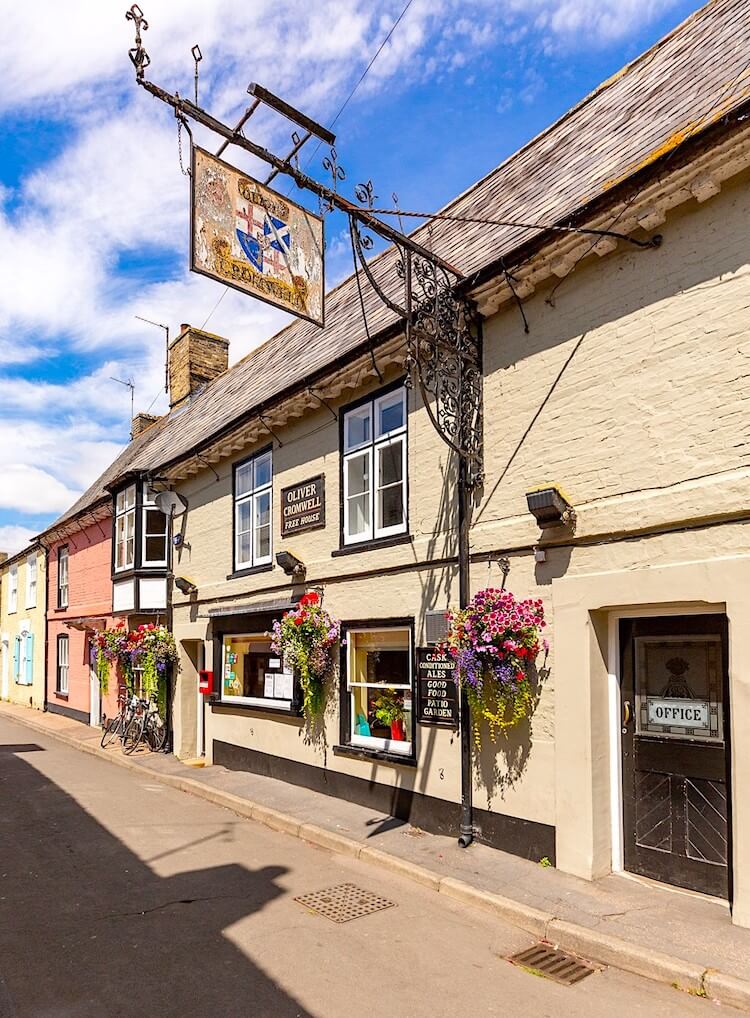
[45,511,119,726]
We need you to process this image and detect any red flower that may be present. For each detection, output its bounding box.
[299,592,319,607]
[293,617,303,626]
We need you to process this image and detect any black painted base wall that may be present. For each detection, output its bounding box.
[213,739,556,864]
[46,702,90,725]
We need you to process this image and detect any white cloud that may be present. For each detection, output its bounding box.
[0,525,37,558]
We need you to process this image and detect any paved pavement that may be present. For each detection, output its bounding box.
[0,713,726,1018]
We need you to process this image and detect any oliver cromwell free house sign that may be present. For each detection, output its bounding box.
[281,475,325,537]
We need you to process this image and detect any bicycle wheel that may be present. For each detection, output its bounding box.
[145,712,167,753]
[122,713,145,755]
[100,714,122,749]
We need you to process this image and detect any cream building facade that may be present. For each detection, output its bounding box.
[0,543,46,711]
[50,0,750,927]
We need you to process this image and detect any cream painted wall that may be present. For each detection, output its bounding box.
[169,167,750,887]
[0,547,46,710]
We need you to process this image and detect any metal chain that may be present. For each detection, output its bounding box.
[177,118,189,177]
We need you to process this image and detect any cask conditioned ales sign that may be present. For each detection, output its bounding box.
[281,475,325,537]
[416,647,458,728]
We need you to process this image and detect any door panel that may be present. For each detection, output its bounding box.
[620,615,731,899]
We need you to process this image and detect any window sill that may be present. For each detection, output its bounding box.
[226,563,274,581]
[54,607,68,613]
[332,533,412,558]
[53,692,69,701]
[211,699,302,720]
[332,744,417,767]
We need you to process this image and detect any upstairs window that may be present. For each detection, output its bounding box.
[141,484,168,567]
[25,554,37,609]
[342,387,407,545]
[57,546,69,609]
[234,450,272,570]
[8,565,18,614]
[115,484,136,572]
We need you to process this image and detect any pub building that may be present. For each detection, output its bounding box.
[59,2,750,928]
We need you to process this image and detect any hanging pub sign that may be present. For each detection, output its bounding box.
[416,647,459,728]
[281,475,325,537]
[191,146,325,326]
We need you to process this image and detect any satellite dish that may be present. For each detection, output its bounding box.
[154,490,188,518]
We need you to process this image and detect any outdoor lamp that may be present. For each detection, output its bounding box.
[526,485,575,529]
[276,550,306,580]
[174,575,198,595]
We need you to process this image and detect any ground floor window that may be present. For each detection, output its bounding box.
[56,634,69,694]
[345,627,413,756]
[221,633,294,709]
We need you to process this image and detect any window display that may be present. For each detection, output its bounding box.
[346,628,413,755]
[222,633,293,708]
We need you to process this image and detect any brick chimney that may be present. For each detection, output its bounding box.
[168,323,229,409]
[0,552,7,565]
[131,412,159,439]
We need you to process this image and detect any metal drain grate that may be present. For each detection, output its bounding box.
[507,944,597,985]
[294,883,396,923]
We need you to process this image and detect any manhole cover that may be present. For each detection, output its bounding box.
[507,944,597,985]
[294,883,396,923]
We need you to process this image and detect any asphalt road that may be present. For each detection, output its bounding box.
[0,714,721,1018]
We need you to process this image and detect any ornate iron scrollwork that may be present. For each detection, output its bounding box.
[349,215,483,487]
[126,5,150,80]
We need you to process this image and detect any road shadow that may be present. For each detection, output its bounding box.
[0,743,313,1018]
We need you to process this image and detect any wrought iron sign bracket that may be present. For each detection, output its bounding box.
[125,4,483,486]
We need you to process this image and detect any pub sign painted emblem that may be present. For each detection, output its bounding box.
[191,146,325,325]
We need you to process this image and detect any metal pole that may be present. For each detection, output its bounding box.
[457,453,474,847]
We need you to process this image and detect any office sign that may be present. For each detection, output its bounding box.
[646,697,709,730]
[191,146,325,325]
[416,647,458,728]
[281,475,325,537]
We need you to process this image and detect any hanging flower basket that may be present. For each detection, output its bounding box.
[91,622,178,715]
[445,588,546,748]
[270,592,340,724]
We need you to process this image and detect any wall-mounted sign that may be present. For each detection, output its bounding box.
[191,146,325,325]
[281,475,325,537]
[416,647,458,728]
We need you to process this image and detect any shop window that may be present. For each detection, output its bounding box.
[342,387,407,546]
[56,634,69,694]
[8,565,18,614]
[344,627,413,755]
[57,546,69,609]
[221,633,293,708]
[114,484,136,572]
[234,449,272,570]
[141,484,168,567]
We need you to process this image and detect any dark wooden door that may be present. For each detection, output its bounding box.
[620,615,731,899]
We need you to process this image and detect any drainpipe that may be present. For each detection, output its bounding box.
[457,455,473,848]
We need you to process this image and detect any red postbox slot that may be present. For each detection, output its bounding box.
[198,669,214,695]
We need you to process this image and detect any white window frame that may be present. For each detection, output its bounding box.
[140,483,168,568]
[8,566,18,614]
[342,388,407,546]
[346,626,414,756]
[57,546,69,609]
[114,484,136,573]
[56,634,69,695]
[220,633,292,709]
[25,554,37,609]
[234,450,273,571]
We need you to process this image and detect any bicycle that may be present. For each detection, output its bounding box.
[100,692,137,749]
[122,697,168,755]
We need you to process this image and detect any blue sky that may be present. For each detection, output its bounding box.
[0,0,700,554]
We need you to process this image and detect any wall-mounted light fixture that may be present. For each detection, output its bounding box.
[174,575,198,595]
[526,485,576,529]
[276,550,306,580]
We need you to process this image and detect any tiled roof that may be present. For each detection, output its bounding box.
[46,0,750,525]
